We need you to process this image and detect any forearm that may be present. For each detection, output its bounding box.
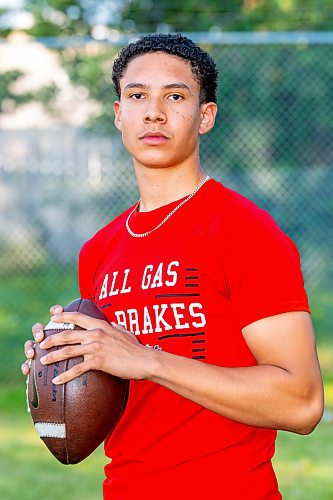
[33,310,323,434]
[146,350,322,434]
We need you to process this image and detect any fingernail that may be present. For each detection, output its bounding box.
[52,376,60,384]
[52,315,59,320]
[35,330,44,342]
[27,348,34,357]
[54,307,62,314]
[39,341,46,348]
[40,356,47,364]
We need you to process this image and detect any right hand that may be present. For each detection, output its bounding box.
[21,305,64,376]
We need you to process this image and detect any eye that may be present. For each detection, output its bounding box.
[130,93,145,100]
[168,94,184,101]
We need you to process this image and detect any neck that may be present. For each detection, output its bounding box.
[133,161,206,212]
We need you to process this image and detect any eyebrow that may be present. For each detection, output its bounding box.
[124,82,192,92]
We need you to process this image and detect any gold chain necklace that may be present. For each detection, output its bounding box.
[126,175,210,238]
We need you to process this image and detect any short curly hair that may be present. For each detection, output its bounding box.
[112,33,218,104]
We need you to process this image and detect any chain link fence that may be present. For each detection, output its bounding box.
[0,33,332,384]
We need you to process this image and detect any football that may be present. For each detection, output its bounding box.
[26,298,129,464]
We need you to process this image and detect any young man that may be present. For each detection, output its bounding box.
[22,34,323,498]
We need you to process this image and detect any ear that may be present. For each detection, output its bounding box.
[114,101,122,131]
[199,102,218,136]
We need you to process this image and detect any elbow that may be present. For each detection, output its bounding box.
[295,406,323,435]
[291,390,324,435]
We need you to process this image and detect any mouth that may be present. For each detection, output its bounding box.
[139,131,170,145]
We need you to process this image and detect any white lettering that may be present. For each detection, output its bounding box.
[165,261,179,287]
[189,303,206,328]
[120,268,132,294]
[153,304,173,332]
[114,311,127,329]
[142,306,154,334]
[141,264,153,290]
[170,303,190,329]
[99,274,109,300]
[127,309,140,335]
[109,271,119,296]
[151,262,163,288]
[113,301,207,335]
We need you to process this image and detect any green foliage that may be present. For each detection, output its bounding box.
[25,0,89,37]
[31,41,332,152]
[59,48,118,133]
[0,70,32,107]
[2,0,333,39]
[199,44,333,173]
[20,0,333,35]
[0,70,59,113]
[100,0,333,32]
[2,2,333,134]
[34,81,59,107]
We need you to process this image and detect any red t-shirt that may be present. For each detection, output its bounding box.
[79,179,309,499]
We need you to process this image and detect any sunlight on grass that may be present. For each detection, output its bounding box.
[0,385,107,500]
[0,412,107,500]
[317,343,333,369]
[1,399,332,499]
[324,383,333,407]
[316,343,333,408]
[274,421,333,499]
[0,277,332,498]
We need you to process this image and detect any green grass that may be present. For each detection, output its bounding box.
[1,386,332,499]
[274,424,333,499]
[1,269,332,498]
[0,267,78,384]
[0,388,106,500]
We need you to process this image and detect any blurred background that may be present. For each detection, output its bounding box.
[0,1,332,498]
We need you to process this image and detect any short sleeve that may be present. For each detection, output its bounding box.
[224,207,310,329]
[78,240,94,300]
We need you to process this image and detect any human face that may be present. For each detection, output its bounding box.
[113,52,217,171]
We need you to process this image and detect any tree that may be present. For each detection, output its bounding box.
[2,0,333,38]
[1,1,333,137]
[24,0,89,36]
[120,0,333,32]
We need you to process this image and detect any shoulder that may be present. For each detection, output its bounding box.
[205,180,302,268]
[204,179,283,237]
[212,180,273,221]
[79,205,134,261]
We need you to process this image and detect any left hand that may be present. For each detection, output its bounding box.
[39,312,157,384]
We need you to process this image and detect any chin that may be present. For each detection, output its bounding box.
[133,153,182,169]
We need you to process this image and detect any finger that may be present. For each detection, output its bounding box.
[50,304,63,316]
[40,343,88,366]
[21,359,32,376]
[111,322,131,334]
[24,340,36,358]
[32,323,45,343]
[51,311,108,331]
[39,330,92,351]
[52,359,91,385]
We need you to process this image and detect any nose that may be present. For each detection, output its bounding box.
[143,98,167,123]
